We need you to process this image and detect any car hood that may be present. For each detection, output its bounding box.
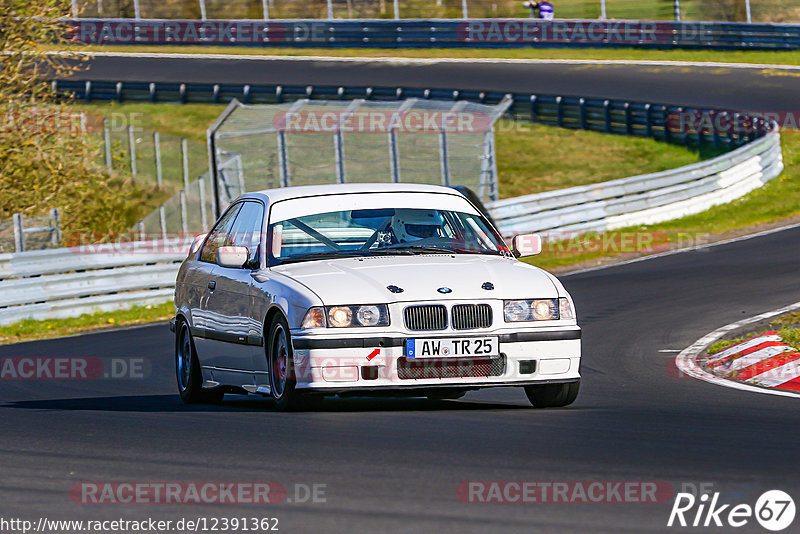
[270,254,560,304]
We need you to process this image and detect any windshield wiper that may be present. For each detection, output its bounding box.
[275,250,368,265]
[384,244,462,254]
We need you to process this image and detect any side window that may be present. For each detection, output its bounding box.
[199,204,242,263]
[228,201,264,266]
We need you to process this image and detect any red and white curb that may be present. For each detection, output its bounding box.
[676,301,800,399]
[705,332,800,392]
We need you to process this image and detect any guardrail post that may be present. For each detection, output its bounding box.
[579,98,587,130]
[138,221,145,242]
[180,190,188,235]
[103,119,113,174]
[262,0,269,19]
[644,103,653,138]
[70,0,78,17]
[154,131,163,189]
[603,100,612,133]
[663,107,672,143]
[393,0,399,19]
[50,208,61,246]
[198,0,207,20]
[530,95,538,122]
[624,102,633,135]
[13,213,24,253]
[128,125,137,182]
[461,0,468,18]
[673,0,681,21]
[556,96,563,128]
[181,139,190,191]
[326,0,333,19]
[133,0,141,19]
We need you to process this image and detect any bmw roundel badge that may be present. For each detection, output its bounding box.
[437,287,452,294]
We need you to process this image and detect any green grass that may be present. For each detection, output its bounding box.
[495,120,715,198]
[0,301,174,345]
[782,327,800,349]
[58,44,800,66]
[76,102,221,143]
[707,324,799,356]
[528,129,800,271]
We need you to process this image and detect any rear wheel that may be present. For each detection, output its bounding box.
[176,321,223,404]
[268,316,305,411]
[524,381,580,408]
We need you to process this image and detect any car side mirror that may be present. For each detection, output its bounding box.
[511,234,542,257]
[217,246,250,268]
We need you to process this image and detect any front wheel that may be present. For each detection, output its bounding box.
[524,381,580,408]
[268,316,303,411]
[176,321,223,404]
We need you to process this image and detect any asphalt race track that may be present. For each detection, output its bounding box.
[70,54,800,112]
[2,226,800,533]
[3,54,798,532]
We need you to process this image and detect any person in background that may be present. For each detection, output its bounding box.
[523,1,555,19]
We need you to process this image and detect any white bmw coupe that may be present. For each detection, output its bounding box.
[172,183,581,410]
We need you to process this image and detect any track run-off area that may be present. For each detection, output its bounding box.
[2,54,800,532]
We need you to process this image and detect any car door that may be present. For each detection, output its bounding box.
[192,203,241,370]
[202,201,265,383]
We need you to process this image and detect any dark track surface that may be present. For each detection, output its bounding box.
[2,226,800,532]
[71,54,800,111]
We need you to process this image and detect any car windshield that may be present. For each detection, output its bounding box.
[268,207,507,266]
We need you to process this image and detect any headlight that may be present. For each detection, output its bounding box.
[559,297,575,320]
[300,305,390,329]
[503,299,559,322]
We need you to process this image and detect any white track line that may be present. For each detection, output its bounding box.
[53,50,800,71]
[675,301,800,399]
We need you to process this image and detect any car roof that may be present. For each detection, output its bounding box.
[239,183,465,204]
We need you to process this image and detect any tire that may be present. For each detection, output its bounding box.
[524,381,580,408]
[176,321,223,404]
[267,315,305,411]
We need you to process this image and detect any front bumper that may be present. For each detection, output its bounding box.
[289,327,581,392]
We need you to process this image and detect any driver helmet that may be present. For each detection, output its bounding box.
[391,209,443,242]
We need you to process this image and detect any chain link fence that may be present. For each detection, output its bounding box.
[0,210,62,254]
[70,0,799,24]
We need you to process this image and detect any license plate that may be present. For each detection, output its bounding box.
[406,337,499,358]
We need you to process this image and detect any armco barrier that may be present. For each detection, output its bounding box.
[54,80,769,150]
[488,129,782,236]
[68,19,800,50]
[0,240,190,325]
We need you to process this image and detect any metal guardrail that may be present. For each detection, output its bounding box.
[68,19,800,50]
[54,80,770,151]
[0,241,190,326]
[488,129,783,236]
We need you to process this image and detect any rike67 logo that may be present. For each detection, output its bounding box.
[668,490,795,531]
